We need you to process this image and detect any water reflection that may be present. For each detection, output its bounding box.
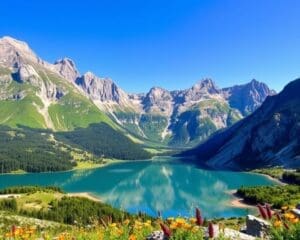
[0,159,276,218]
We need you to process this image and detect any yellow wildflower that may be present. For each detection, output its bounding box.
[128,234,137,240]
[273,220,282,228]
[190,217,197,224]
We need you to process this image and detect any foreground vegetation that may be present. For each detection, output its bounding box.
[1,186,300,239]
[0,186,135,226]
[236,185,300,208]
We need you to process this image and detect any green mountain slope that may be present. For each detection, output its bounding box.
[0,37,151,169]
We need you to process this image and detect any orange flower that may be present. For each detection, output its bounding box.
[128,234,137,240]
[273,220,282,227]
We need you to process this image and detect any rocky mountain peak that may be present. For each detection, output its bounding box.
[142,87,173,115]
[183,78,220,102]
[223,79,276,115]
[192,78,219,92]
[0,36,39,67]
[75,71,127,103]
[54,57,80,82]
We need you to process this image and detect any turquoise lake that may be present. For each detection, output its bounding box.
[0,157,277,218]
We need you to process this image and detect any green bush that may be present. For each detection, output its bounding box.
[236,185,300,208]
[0,186,64,194]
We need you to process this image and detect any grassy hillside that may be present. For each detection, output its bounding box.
[0,95,46,129]
[48,93,113,130]
[0,70,46,129]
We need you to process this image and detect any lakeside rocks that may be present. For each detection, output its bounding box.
[245,215,270,238]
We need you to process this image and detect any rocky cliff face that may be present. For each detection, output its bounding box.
[223,79,276,115]
[183,78,300,169]
[54,58,80,83]
[75,72,129,104]
[142,87,173,116]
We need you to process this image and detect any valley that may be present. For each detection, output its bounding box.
[0,36,299,240]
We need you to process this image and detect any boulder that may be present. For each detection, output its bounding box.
[246,215,270,238]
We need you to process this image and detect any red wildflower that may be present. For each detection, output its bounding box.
[160,223,172,238]
[257,204,268,219]
[11,225,16,237]
[265,204,272,219]
[208,222,214,238]
[196,208,203,226]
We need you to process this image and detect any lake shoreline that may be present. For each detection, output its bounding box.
[249,172,286,186]
[227,190,256,209]
[0,157,160,176]
[66,192,101,202]
[228,171,286,210]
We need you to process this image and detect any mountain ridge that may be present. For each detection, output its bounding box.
[181,78,300,169]
[0,36,275,147]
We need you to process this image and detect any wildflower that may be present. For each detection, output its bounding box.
[208,222,214,238]
[195,207,203,226]
[273,220,282,228]
[189,217,197,224]
[128,234,137,240]
[175,218,186,226]
[265,204,272,219]
[11,225,16,237]
[109,223,117,228]
[170,222,178,230]
[143,220,152,227]
[160,223,172,238]
[257,204,268,219]
[284,212,295,220]
[123,219,130,225]
[291,218,299,224]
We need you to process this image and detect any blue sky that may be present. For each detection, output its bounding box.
[1,0,300,93]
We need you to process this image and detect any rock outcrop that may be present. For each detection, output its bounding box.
[54,58,80,83]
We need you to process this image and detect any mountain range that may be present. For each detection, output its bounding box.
[182,78,300,169]
[0,36,275,149]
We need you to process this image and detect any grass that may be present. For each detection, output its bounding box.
[0,95,46,128]
[48,92,114,131]
[9,169,27,174]
[72,160,104,170]
[16,191,63,211]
